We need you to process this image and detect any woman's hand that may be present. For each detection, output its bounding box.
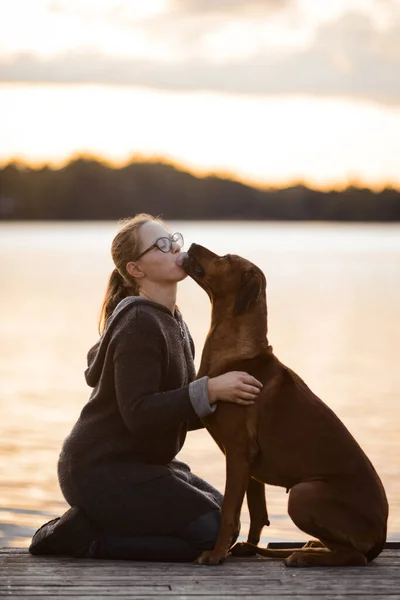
[208,371,263,406]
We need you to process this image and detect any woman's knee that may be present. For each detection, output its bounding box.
[181,510,221,550]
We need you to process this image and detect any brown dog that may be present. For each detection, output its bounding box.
[182,243,388,567]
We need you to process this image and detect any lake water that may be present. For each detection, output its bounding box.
[0,221,399,548]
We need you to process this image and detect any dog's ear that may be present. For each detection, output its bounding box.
[233,269,264,316]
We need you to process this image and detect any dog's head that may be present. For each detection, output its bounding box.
[182,243,266,316]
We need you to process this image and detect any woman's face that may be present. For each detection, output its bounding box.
[133,221,187,285]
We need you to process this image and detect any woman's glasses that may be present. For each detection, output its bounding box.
[135,232,184,260]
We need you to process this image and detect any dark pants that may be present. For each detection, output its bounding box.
[85,509,234,562]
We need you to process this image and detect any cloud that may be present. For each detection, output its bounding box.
[1,9,400,104]
[170,0,292,16]
[108,0,298,60]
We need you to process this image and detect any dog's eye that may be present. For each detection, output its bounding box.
[221,255,229,260]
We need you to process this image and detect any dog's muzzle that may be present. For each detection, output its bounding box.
[180,247,205,278]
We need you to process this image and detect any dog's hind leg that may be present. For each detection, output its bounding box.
[283,481,376,567]
[247,478,270,543]
[246,480,379,566]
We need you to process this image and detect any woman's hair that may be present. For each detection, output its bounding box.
[98,213,166,333]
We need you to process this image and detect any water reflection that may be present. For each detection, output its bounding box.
[1,222,399,546]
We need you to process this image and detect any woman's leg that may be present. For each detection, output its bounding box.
[62,465,225,561]
[84,467,225,562]
[75,466,222,538]
[30,471,229,562]
[86,509,222,562]
[86,502,241,563]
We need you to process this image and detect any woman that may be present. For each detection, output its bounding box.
[30,214,262,562]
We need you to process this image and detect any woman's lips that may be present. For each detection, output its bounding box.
[176,252,188,267]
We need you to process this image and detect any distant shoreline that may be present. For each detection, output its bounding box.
[1,157,400,221]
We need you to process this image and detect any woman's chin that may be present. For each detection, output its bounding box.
[177,269,188,282]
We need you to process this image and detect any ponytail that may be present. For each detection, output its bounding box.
[99,213,167,334]
[98,268,139,334]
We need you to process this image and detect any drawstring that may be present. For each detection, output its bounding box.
[175,312,190,386]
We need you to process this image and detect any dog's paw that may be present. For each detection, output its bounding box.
[284,552,310,568]
[230,542,257,557]
[195,550,227,565]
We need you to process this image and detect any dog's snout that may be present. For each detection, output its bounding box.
[188,243,200,253]
[188,243,219,261]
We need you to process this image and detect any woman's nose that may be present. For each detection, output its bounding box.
[171,243,180,254]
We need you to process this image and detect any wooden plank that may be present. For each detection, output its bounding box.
[1,542,398,554]
[267,541,400,550]
[0,597,395,600]
[0,549,399,599]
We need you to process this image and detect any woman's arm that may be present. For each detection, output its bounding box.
[113,312,214,436]
[114,348,198,436]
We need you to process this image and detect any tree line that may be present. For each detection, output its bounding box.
[1,157,400,221]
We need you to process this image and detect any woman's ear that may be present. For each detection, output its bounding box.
[126,262,145,280]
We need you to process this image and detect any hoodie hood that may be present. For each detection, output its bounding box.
[84,296,173,387]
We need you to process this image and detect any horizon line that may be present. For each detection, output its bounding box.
[1,152,399,194]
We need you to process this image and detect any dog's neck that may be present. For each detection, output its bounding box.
[198,297,270,378]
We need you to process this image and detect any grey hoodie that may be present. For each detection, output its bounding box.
[58,297,214,481]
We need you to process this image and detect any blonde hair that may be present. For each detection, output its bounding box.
[98,213,166,333]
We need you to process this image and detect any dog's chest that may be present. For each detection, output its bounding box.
[203,404,254,454]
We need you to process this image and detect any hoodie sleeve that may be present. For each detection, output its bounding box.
[113,310,208,436]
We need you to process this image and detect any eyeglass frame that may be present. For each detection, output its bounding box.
[134,232,184,261]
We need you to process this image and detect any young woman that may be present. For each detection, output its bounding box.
[30,214,262,562]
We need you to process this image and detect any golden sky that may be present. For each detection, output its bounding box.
[1,0,400,189]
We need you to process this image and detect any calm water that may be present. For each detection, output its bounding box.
[0,221,399,547]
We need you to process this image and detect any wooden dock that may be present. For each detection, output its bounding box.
[1,545,399,599]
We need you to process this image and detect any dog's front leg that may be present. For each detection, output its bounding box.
[230,478,270,557]
[196,451,250,565]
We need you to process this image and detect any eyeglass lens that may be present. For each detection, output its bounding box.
[156,233,184,253]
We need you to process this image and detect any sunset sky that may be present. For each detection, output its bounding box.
[1,0,400,189]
